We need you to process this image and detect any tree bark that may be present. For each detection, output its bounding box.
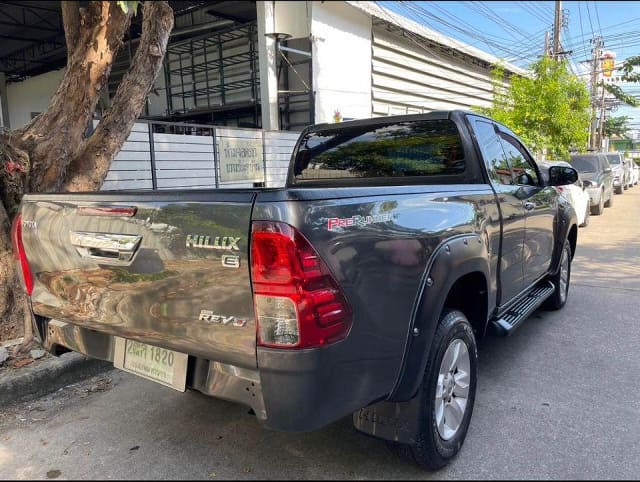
[61,1,81,54]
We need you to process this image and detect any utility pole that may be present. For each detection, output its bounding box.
[598,86,607,150]
[589,36,604,150]
[544,31,550,58]
[553,0,562,59]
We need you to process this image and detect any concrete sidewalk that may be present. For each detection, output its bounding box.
[0,350,110,407]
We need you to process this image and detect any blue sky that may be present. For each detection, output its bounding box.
[380,1,640,130]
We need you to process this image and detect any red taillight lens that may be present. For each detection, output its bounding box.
[10,214,34,296]
[251,221,352,349]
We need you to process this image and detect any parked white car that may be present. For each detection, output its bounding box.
[539,160,591,227]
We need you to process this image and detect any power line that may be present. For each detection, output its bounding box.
[594,1,604,38]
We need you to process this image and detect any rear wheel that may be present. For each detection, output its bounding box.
[387,310,477,471]
[544,240,572,310]
[580,204,590,227]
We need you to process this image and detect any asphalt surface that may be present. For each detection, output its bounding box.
[1,187,640,480]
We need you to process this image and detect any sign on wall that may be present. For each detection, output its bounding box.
[218,137,264,183]
[602,51,616,78]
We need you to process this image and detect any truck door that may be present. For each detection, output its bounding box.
[497,133,556,289]
[472,119,525,303]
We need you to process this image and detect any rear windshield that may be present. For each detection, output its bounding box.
[570,155,600,172]
[291,119,465,183]
[605,154,621,164]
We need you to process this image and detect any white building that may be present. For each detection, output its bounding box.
[1,1,525,131]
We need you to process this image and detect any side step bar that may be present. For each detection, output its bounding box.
[489,281,555,336]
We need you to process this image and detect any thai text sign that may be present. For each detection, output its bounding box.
[602,51,616,78]
[218,137,264,183]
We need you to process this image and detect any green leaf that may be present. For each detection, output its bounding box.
[117,1,141,16]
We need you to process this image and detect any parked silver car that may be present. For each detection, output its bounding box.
[570,153,614,215]
[604,152,629,194]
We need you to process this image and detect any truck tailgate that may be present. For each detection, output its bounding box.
[20,191,258,369]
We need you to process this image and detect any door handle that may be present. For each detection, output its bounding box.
[70,231,142,265]
[524,202,536,211]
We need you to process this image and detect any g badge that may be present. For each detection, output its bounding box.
[221,254,240,268]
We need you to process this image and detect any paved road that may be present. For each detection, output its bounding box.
[2,187,640,480]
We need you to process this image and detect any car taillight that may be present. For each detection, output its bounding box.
[250,221,352,349]
[556,186,564,192]
[10,214,33,296]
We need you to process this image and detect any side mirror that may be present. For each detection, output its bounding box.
[604,167,612,173]
[548,166,578,186]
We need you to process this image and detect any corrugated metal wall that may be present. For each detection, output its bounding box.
[371,25,504,116]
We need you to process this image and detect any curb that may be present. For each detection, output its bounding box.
[0,352,111,407]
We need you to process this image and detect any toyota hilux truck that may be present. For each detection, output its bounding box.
[12,111,579,470]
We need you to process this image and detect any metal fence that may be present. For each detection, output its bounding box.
[98,119,298,191]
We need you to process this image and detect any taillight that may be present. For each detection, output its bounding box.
[10,214,34,296]
[250,221,352,349]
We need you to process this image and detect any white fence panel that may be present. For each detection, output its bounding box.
[101,121,299,191]
[264,131,298,188]
[153,133,216,190]
[100,121,153,191]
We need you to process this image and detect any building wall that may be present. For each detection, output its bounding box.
[310,1,372,123]
[6,68,64,128]
[371,25,501,116]
[275,1,310,38]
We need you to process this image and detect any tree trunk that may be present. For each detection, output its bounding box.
[16,1,132,193]
[64,1,174,191]
[0,1,174,345]
[0,200,28,344]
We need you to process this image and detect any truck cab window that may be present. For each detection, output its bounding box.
[498,135,539,186]
[292,119,466,182]
[472,120,514,185]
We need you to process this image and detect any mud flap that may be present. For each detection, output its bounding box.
[352,390,425,444]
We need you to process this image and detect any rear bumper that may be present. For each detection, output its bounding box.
[40,318,267,421]
[38,317,392,433]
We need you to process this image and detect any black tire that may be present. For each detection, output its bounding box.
[615,185,624,194]
[604,190,613,207]
[579,204,590,228]
[591,193,604,215]
[387,310,478,471]
[544,239,571,311]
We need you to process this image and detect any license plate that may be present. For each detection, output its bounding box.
[113,338,188,391]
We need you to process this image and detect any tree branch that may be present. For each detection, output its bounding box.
[63,1,174,192]
[61,1,81,56]
[603,82,639,108]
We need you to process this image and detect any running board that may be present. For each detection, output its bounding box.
[490,281,555,336]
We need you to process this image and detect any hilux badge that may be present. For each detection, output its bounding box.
[186,235,240,251]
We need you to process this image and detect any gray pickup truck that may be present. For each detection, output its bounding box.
[13,111,578,470]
